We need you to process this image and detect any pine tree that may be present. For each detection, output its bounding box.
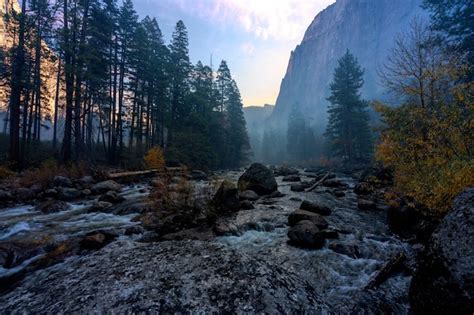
[325,50,372,162]
[169,20,191,127]
[287,105,315,162]
[226,79,249,166]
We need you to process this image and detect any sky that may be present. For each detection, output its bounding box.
[133,0,336,107]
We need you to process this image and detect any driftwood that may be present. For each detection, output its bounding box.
[364,253,406,290]
[305,172,330,192]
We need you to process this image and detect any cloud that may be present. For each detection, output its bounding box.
[241,42,255,55]
[162,0,335,41]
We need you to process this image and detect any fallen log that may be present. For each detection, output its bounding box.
[305,172,330,192]
[364,253,406,290]
[108,167,187,180]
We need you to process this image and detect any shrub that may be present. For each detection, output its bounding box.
[0,165,15,180]
[19,159,89,188]
[144,146,166,170]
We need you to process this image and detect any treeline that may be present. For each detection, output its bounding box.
[1,0,249,169]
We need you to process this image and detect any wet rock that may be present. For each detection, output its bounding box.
[287,220,325,249]
[239,190,259,201]
[269,190,284,198]
[0,189,12,202]
[30,184,43,194]
[282,175,301,182]
[322,178,347,188]
[58,188,82,201]
[124,226,145,236]
[357,199,377,211]
[319,229,339,239]
[77,176,95,187]
[290,183,306,192]
[82,189,91,196]
[190,170,207,181]
[238,163,277,195]
[35,200,70,214]
[329,241,360,258]
[290,197,302,202]
[334,190,346,197]
[214,220,239,236]
[80,231,117,250]
[354,182,374,195]
[288,210,329,230]
[13,188,34,201]
[274,166,299,176]
[240,200,255,210]
[43,189,58,198]
[53,176,73,188]
[212,180,240,213]
[300,200,332,216]
[88,201,113,212]
[91,180,121,194]
[0,240,328,313]
[98,191,125,204]
[80,233,106,250]
[410,188,474,314]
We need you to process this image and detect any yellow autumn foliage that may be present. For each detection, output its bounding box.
[374,92,474,214]
[144,146,166,170]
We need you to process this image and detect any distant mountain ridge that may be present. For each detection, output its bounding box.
[271,0,427,130]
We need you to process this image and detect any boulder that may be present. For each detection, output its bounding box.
[190,170,207,181]
[354,182,374,195]
[287,220,325,249]
[322,178,347,188]
[409,188,474,314]
[319,229,339,239]
[239,190,259,201]
[282,175,301,182]
[58,188,82,201]
[357,199,377,211]
[290,183,306,192]
[274,166,299,176]
[300,200,332,216]
[88,201,113,212]
[53,176,73,188]
[35,200,70,214]
[212,180,240,213]
[98,191,125,204]
[91,180,121,194]
[0,240,328,313]
[288,210,329,230]
[238,163,277,195]
[77,176,95,187]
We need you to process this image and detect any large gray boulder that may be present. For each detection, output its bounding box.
[0,240,328,313]
[212,180,240,213]
[409,188,474,314]
[238,163,277,195]
[287,220,325,249]
[91,180,121,194]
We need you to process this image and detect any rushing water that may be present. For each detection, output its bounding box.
[215,171,413,312]
[0,171,413,312]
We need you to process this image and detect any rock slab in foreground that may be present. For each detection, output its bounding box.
[409,188,474,314]
[0,240,327,314]
[238,163,277,195]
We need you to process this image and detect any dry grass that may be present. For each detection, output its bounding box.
[18,159,89,189]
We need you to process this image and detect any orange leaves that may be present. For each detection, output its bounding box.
[144,146,166,170]
[374,100,474,214]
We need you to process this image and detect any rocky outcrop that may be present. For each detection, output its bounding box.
[409,188,474,314]
[238,163,277,195]
[287,220,325,249]
[271,0,426,129]
[0,240,328,313]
